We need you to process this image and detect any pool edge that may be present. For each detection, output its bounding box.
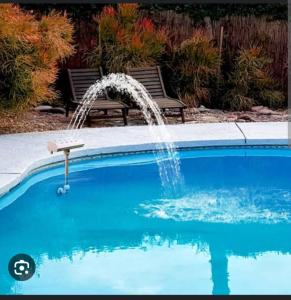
[0,122,288,197]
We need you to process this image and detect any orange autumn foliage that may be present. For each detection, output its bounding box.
[0,4,74,111]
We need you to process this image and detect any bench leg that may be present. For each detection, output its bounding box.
[180,108,185,123]
[86,115,92,127]
[65,102,70,117]
[122,108,128,126]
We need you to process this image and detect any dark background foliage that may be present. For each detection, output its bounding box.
[21,3,287,21]
[18,3,287,110]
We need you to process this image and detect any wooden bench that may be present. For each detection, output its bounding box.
[127,66,187,123]
[67,68,128,126]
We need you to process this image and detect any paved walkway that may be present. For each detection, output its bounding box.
[0,122,288,195]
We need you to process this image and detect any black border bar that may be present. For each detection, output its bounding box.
[0,0,287,4]
[0,296,290,298]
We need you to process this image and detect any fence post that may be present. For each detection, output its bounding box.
[216,25,224,91]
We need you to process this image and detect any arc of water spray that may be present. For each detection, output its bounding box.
[67,73,183,195]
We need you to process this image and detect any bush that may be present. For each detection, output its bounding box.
[90,4,167,72]
[223,47,285,110]
[171,30,220,107]
[0,4,74,111]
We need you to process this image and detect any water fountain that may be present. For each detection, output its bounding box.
[49,73,183,195]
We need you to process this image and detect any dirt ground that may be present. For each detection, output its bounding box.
[0,107,288,135]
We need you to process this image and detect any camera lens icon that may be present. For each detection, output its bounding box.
[14,259,30,275]
[8,254,35,281]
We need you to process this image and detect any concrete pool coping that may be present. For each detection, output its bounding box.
[0,121,288,196]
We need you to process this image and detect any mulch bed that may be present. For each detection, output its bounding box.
[0,108,288,135]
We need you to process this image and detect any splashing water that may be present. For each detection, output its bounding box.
[138,189,291,224]
[68,73,183,195]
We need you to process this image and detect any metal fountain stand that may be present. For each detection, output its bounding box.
[47,139,84,194]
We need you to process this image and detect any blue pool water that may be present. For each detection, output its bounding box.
[1,147,291,295]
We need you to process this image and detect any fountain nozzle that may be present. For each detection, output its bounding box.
[47,139,84,195]
[47,139,84,154]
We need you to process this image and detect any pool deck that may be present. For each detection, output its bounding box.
[0,122,288,196]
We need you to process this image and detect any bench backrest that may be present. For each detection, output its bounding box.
[127,66,167,98]
[68,68,107,102]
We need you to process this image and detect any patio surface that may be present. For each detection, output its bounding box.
[0,122,288,196]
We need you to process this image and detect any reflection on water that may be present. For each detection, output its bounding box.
[10,242,212,295]
[1,226,291,295]
[1,149,291,294]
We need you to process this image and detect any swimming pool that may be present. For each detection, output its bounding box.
[1,147,291,295]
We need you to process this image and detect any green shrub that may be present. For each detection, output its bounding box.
[171,30,220,107]
[259,90,285,108]
[223,47,285,110]
[90,4,167,73]
[0,4,74,111]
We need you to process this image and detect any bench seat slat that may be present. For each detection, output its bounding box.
[154,98,185,108]
[74,100,125,109]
